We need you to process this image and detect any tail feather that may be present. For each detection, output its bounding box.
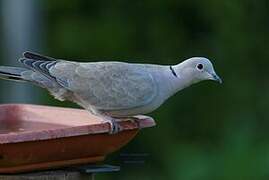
[0,66,28,82]
[0,52,62,88]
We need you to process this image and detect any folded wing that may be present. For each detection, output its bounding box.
[20,52,158,111]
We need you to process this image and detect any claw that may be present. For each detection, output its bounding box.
[109,118,123,134]
[102,117,123,134]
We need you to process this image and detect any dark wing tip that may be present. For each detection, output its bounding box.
[23,51,30,57]
[22,51,56,61]
[23,51,37,59]
[18,57,26,64]
[19,58,35,68]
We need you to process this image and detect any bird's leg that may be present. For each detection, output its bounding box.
[87,107,123,134]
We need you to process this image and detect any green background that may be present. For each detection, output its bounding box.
[1,0,269,179]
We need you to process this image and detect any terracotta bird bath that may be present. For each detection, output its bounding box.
[0,104,155,174]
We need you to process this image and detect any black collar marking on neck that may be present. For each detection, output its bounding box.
[169,66,178,77]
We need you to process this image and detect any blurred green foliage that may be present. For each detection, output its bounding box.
[3,0,269,179]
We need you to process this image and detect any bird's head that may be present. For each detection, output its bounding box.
[173,57,222,84]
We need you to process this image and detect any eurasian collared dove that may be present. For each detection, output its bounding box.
[0,52,222,133]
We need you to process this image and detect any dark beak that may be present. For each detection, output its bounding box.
[212,73,222,84]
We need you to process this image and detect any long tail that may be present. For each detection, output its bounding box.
[0,52,70,101]
[0,66,29,82]
[0,52,64,91]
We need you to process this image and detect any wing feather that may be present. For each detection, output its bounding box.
[19,58,58,81]
[50,62,158,110]
[19,52,158,111]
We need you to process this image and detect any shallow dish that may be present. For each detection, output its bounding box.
[0,104,155,174]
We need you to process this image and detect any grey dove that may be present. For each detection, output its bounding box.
[0,52,222,133]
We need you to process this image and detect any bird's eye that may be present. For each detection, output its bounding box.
[197,64,203,70]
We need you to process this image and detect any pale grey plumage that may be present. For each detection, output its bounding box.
[0,52,167,116]
[0,52,222,133]
[50,61,159,112]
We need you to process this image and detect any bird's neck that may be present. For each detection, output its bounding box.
[165,64,195,95]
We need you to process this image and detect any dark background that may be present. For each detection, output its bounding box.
[1,0,269,179]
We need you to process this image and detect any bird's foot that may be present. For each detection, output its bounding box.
[87,108,123,134]
[101,116,123,134]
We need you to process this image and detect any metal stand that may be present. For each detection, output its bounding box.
[0,164,120,180]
